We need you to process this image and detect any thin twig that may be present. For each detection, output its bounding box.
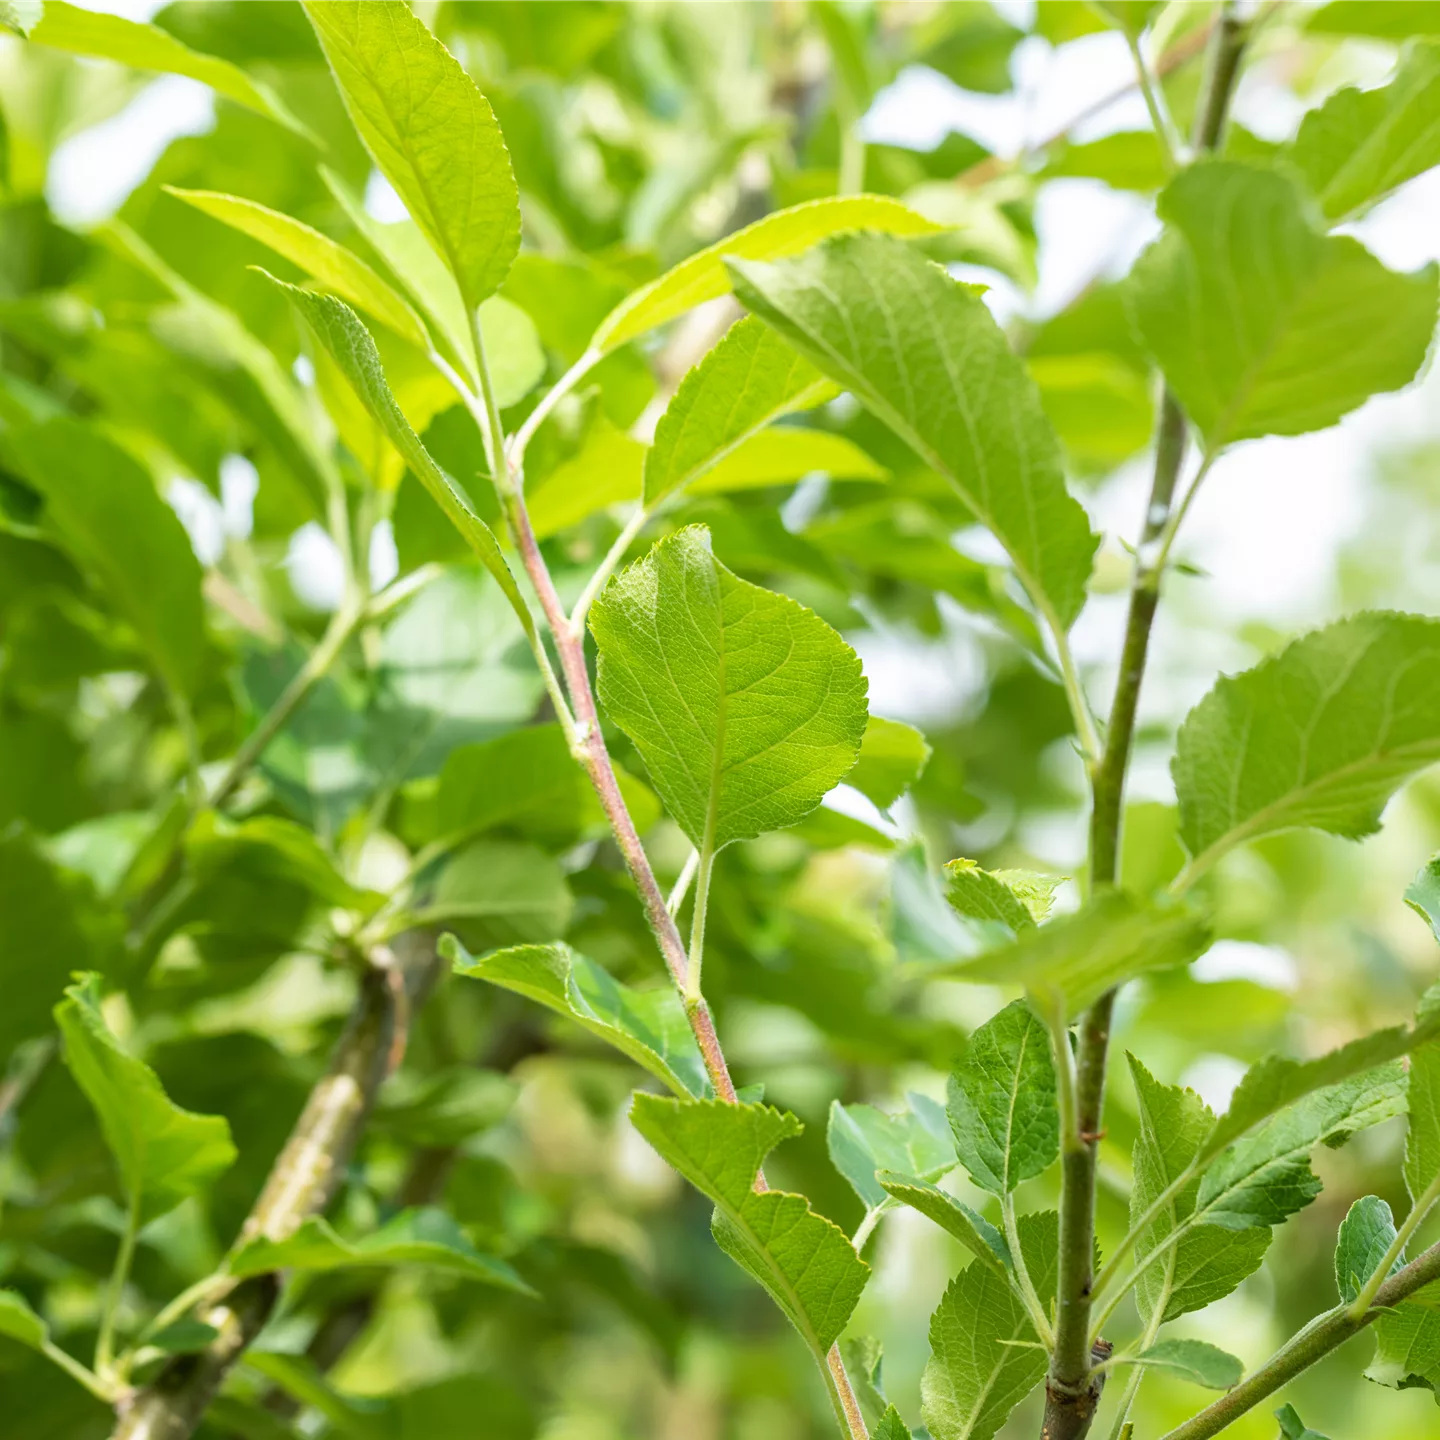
[1042,13,1249,1438]
[1158,1235,1440,1440]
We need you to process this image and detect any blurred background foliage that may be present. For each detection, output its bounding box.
[2,2,1440,1438]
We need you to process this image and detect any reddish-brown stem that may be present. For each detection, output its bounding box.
[503,489,740,1103]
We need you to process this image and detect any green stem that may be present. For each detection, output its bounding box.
[1348,1169,1440,1319]
[685,844,716,1003]
[568,504,651,635]
[1045,17,1249,1432]
[97,1191,141,1379]
[1005,1194,1056,1348]
[506,347,602,474]
[209,599,364,811]
[667,849,700,918]
[1104,1364,1146,1440]
[1159,1235,1440,1440]
[1124,31,1181,170]
[43,1340,119,1403]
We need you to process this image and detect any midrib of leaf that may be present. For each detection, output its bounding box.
[1178,730,1440,888]
[766,268,1066,644]
[1205,184,1319,451]
[1001,1026,1030,1192]
[717,1188,833,1368]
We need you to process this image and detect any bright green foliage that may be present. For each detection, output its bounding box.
[1128,1056,1270,1326]
[643,316,835,505]
[167,187,428,346]
[828,1094,954,1210]
[1130,161,1438,449]
[729,231,1098,629]
[1334,1196,1403,1303]
[186,813,379,912]
[1204,983,1440,1159]
[876,1174,1011,1273]
[593,195,940,352]
[1406,1037,1440,1200]
[1173,613,1440,879]
[447,939,710,1098]
[1134,1339,1244,1390]
[943,859,1041,935]
[304,0,519,310]
[873,1406,913,1440]
[589,526,868,850]
[1289,42,1440,221]
[0,1291,47,1352]
[263,277,534,636]
[921,1210,1056,1440]
[684,426,887,495]
[0,834,115,1064]
[8,418,206,698]
[26,0,301,130]
[941,892,1209,1014]
[847,716,931,811]
[434,724,657,845]
[1093,1,1163,36]
[1196,1065,1406,1230]
[1275,1404,1332,1440]
[228,1209,529,1292]
[946,1000,1057,1196]
[1366,1277,1440,1393]
[630,1095,869,1356]
[1405,854,1440,941]
[54,975,237,1222]
[421,839,572,947]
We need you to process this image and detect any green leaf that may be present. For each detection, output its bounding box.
[260,277,535,640]
[630,1095,870,1356]
[1274,1404,1331,1440]
[1129,160,1438,450]
[0,832,116,1063]
[304,0,519,309]
[1308,1,1440,39]
[8,418,205,698]
[146,1319,220,1355]
[0,1,41,37]
[1405,854,1440,942]
[1406,1034,1440,1201]
[526,416,644,539]
[1093,1,1163,36]
[947,1000,1057,1197]
[1195,1065,1406,1231]
[1335,1195,1403,1303]
[920,1210,1055,1440]
[685,427,888,497]
[1127,1056,1270,1327]
[27,0,302,132]
[1289,41,1440,222]
[0,1290,48,1352]
[165,187,428,347]
[106,223,339,518]
[942,860,1040,938]
[1173,613,1440,882]
[937,892,1209,1015]
[1367,1287,1440,1394]
[873,1405,913,1440]
[643,315,837,506]
[420,840,572,949]
[433,723,658,847]
[446,938,710,1099]
[1133,1339,1243,1390]
[847,717,931,811]
[1204,983,1440,1160]
[228,1208,530,1293]
[372,1067,516,1149]
[876,1173,1011,1275]
[592,195,940,354]
[728,230,1098,630]
[55,974,236,1221]
[589,525,868,850]
[185,813,380,913]
[828,1094,954,1210]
